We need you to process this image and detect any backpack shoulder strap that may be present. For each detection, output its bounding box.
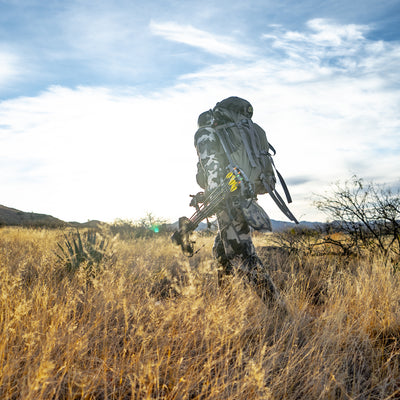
[213,123,236,167]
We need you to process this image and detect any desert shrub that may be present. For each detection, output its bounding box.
[56,229,114,279]
[269,226,324,256]
[315,176,400,260]
[108,213,171,240]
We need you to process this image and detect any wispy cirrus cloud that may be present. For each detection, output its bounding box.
[264,19,370,53]
[150,20,255,59]
[288,18,368,46]
[262,18,400,83]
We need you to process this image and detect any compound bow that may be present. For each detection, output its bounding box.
[171,167,246,256]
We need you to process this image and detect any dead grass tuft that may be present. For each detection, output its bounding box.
[1,227,400,399]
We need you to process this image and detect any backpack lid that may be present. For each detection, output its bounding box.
[213,96,253,122]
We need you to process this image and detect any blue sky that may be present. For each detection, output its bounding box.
[1,0,400,223]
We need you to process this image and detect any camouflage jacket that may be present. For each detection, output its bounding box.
[194,126,228,192]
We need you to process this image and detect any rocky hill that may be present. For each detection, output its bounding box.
[0,204,101,228]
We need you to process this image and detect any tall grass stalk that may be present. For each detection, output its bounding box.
[0,227,399,399]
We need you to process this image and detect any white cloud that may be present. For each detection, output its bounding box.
[262,19,373,75]
[1,18,399,224]
[0,85,207,222]
[305,18,369,46]
[150,20,254,59]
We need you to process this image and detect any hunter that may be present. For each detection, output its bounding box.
[194,97,282,304]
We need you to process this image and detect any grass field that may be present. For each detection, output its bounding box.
[1,227,400,399]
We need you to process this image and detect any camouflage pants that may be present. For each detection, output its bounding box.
[212,202,256,272]
[212,200,279,303]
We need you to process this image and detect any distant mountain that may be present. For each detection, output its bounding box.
[0,204,65,227]
[270,219,326,231]
[0,204,325,232]
[0,204,101,228]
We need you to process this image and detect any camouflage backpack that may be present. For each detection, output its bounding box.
[212,97,298,223]
[212,97,276,195]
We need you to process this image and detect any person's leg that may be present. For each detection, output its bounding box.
[216,206,284,306]
[212,232,234,285]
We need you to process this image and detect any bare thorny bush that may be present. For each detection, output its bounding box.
[314,176,400,262]
[267,177,400,271]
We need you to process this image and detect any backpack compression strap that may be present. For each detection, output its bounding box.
[261,177,299,224]
[213,123,253,199]
[243,120,294,205]
[214,122,298,224]
[266,152,293,204]
[216,120,263,170]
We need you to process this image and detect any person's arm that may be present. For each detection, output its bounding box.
[195,127,223,192]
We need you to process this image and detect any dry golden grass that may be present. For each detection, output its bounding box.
[1,227,400,399]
